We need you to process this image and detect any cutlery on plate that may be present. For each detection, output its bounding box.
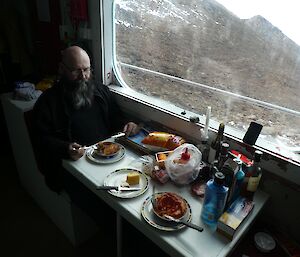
[83,145,97,150]
[96,185,142,192]
[151,185,157,209]
[72,145,96,151]
[164,215,204,232]
[111,132,126,139]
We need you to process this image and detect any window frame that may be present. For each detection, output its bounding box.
[98,0,300,185]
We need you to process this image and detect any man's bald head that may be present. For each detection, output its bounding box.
[60,46,91,81]
[60,46,94,109]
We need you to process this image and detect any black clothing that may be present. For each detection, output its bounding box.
[69,98,109,146]
[33,80,127,192]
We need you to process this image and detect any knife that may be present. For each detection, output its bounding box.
[96,185,142,191]
[164,215,204,232]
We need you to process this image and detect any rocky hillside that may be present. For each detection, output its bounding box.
[115,0,300,153]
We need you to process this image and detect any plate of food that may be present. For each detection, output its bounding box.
[152,192,188,221]
[103,168,149,198]
[86,142,126,164]
[118,129,185,155]
[94,141,121,158]
[141,192,192,231]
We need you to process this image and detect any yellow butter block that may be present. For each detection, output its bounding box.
[126,172,140,185]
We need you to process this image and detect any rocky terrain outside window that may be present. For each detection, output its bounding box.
[114,0,300,163]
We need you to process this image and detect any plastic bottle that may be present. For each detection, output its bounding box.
[201,171,229,228]
[231,157,245,203]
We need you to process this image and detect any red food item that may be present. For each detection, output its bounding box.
[191,181,206,197]
[181,148,190,161]
[154,192,187,219]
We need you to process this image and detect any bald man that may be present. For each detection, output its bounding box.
[33,46,139,192]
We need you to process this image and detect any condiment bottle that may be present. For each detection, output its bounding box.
[208,123,225,164]
[198,135,209,163]
[246,150,263,199]
[231,157,245,203]
[201,171,228,228]
[217,142,230,170]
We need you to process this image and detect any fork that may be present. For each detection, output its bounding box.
[151,184,157,209]
[82,145,97,150]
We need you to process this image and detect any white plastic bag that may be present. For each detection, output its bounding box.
[165,143,202,184]
[128,155,154,176]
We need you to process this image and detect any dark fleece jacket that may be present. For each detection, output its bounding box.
[33,81,127,192]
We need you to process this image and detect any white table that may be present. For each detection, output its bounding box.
[63,143,269,257]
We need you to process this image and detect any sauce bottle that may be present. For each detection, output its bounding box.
[246,150,263,199]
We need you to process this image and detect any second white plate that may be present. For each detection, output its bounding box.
[104,168,149,198]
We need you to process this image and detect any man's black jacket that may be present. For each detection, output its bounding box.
[33,81,127,192]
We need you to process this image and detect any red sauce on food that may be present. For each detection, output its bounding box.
[155,193,187,219]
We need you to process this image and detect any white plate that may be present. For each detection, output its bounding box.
[141,192,192,231]
[104,169,149,198]
[86,143,125,164]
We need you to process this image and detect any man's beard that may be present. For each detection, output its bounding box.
[63,77,95,110]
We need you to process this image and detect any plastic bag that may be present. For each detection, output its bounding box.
[165,143,202,185]
[128,155,154,176]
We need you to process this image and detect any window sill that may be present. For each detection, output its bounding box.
[109,85,300,185]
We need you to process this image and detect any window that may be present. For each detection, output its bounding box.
[109,0,300,163]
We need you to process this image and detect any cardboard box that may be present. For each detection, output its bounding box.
[217,197,255,240]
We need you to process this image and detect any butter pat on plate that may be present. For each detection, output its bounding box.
[126,171,140,185]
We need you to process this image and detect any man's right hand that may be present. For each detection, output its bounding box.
[68,142,85,160]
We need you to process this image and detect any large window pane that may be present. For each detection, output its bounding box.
[114,0,300,162]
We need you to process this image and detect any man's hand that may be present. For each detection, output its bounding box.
[68,142,85,161]
[123,122,140,136]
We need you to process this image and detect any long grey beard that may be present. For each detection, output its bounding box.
[64,79,95,109]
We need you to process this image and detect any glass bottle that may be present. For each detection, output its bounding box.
[217,142,230,171]
[201,171,228,228]
[240,164,252,198]
[246,150,263,199]
[208,123,225,164]
[197,130,209,163]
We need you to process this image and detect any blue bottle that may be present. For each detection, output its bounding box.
[201,170,228,228]
[231,158,245,203]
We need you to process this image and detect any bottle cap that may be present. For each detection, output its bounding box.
[210,165,219,177]
[220,142,229,155]
[218,123,225,133]
[214,171,225,184]
[254,150,263,162]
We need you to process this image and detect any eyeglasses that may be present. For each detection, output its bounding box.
[63,62,92,77]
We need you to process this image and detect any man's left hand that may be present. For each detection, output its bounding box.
[123,122,140,136]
